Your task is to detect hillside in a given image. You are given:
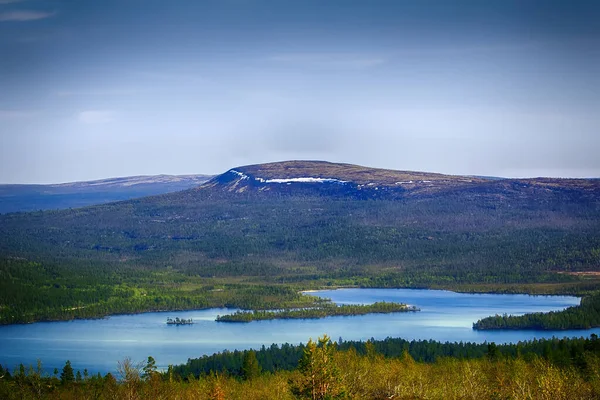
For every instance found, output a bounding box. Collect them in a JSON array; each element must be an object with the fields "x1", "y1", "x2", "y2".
[
  {"x1": 202, "y1": 160, "x2": 599, "y2": 204},
  {"x1": 1, "y1": 160, "x2": 599, "y2": 323},
  {"x1": 0, "y1": 174, "x2": 212, "y2": 214},
  {"x1": 203, "y1": 160, "x2": 488, "y2": 197},
  {"x1": 2, "y1": 160, "x2": 599, "y2": 276}
]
